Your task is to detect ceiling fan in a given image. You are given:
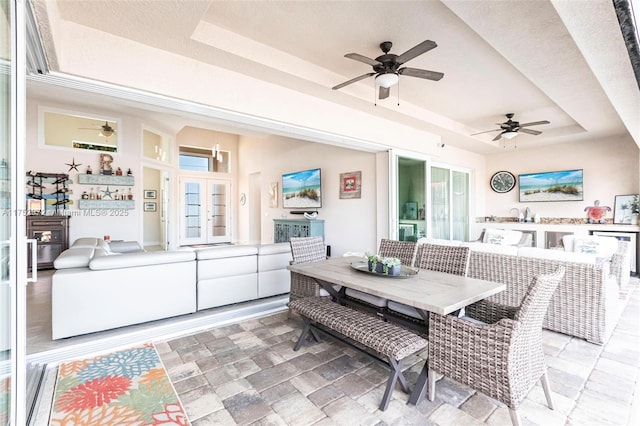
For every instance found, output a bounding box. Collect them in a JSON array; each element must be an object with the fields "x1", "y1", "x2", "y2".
[
  {"x1": 79, "y1": 121, "x2": 116, "y2": 138},
  {"x1": 471, "y1": 113, "x2": 550, "y2": 141},
  {"x1": 332, "y1": 40, "x2": 444, "y2": 100}
]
